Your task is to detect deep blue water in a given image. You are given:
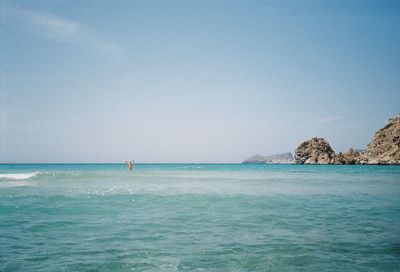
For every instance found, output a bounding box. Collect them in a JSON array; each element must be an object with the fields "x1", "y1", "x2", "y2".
[{"x1": 1, "y1": 164, "x2": 399, "y2": 271}]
